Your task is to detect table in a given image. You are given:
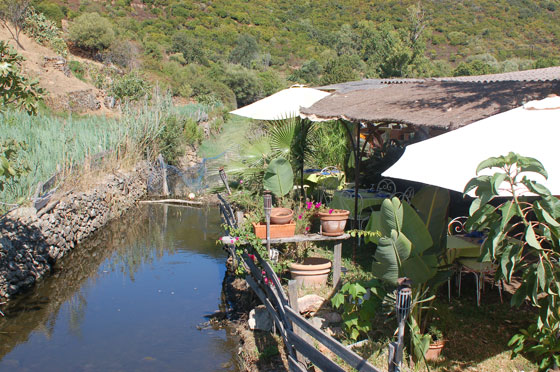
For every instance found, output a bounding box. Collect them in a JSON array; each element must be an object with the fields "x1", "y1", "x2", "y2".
[
  {"x1": 446, "y1": 235, "x2": 484, "y2": 263},
  {"x1": 329, "y1": 189, "x2": 390, "y2": 216},
  {"x1": 261, "y1": 233, "x2": 351, "y2": 288}
]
